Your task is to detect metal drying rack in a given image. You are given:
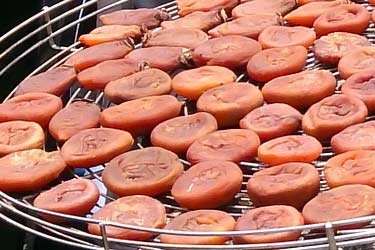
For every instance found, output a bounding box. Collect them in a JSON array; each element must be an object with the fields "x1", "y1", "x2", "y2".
[{"x1": 1, "y1": 0, "x2": 375, "y2": 249}]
